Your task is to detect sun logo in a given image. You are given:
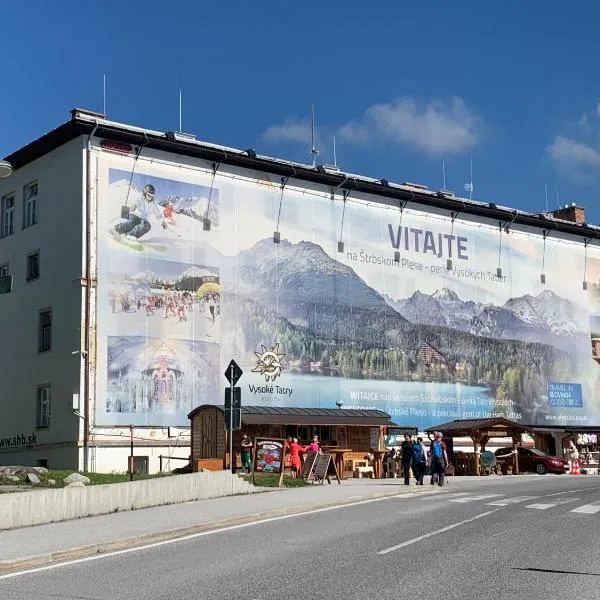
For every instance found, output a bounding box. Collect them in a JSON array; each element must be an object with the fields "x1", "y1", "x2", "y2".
[{"x1": 252, "y1": 344, "x2": 285, "y2": 382}]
